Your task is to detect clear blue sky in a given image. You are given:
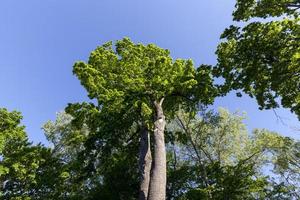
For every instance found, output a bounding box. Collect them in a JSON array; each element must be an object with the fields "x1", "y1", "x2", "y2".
[{"x1": 0, "y1": 0, "x2": 299, "y2": 144}]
